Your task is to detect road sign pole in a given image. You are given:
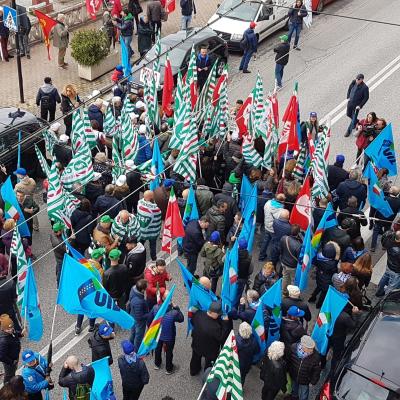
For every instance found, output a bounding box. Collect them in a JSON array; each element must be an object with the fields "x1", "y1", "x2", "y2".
[{"x1": 12, "y1": 0, "x2": 24, "y2": 103}]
